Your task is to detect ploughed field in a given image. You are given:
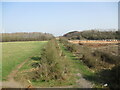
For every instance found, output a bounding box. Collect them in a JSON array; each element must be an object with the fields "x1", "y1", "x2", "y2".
[
  {"x1": 2, "y1": 41, "x2": 47, "y2": 80},
  {"x1": 69, "y1": 40, "x2": 120, "y2": 47}
]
